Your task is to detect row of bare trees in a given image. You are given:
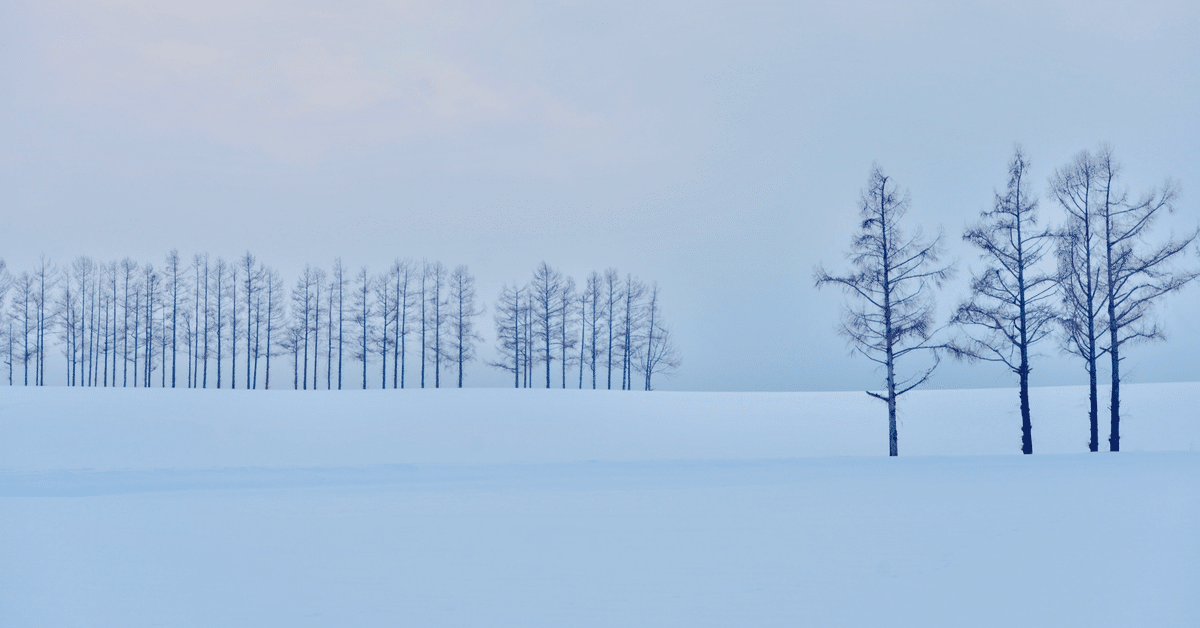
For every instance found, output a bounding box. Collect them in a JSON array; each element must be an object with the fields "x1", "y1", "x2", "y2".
[
  {"x1": 491, "y1": 263, "x2": 680, "y2": 391},
  {"x1": 817, "y1": 144, "x2": 1197, "y2": 456},
  {"x1": 0, "y1": 254, "x2": 486, "y2": 390}
]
